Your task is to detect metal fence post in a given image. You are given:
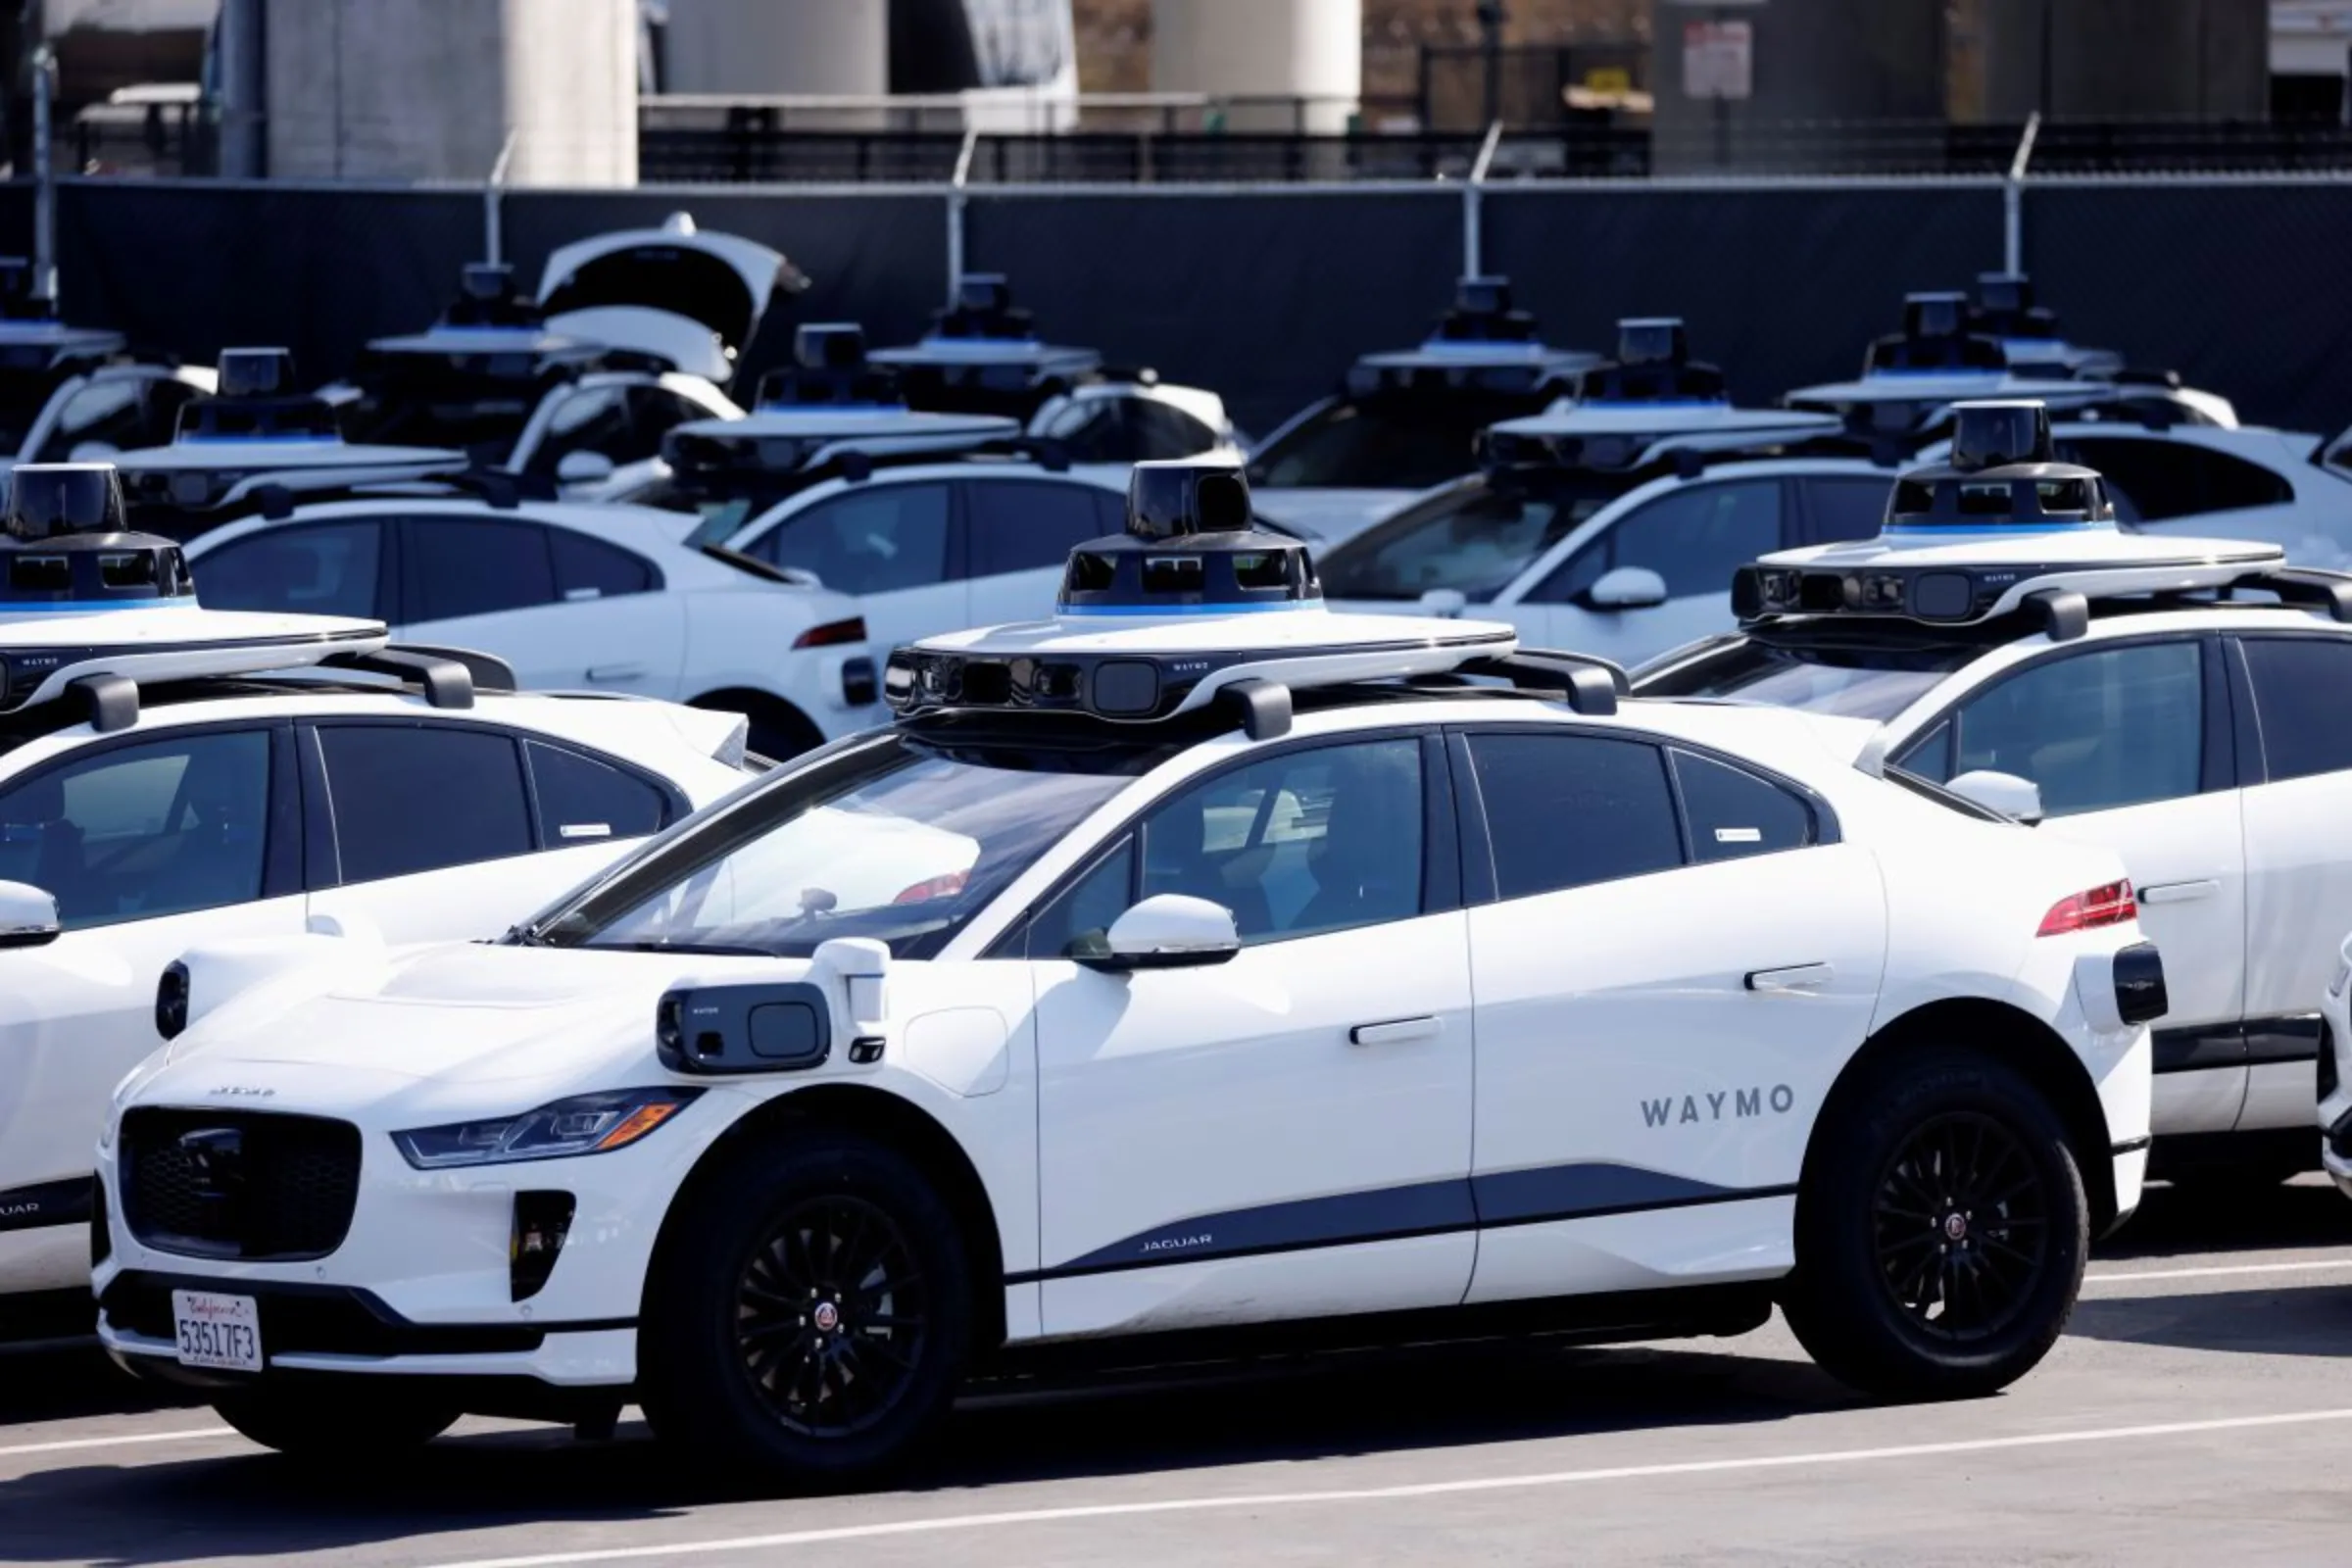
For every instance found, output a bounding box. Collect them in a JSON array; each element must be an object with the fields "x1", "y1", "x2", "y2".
[
  {"x1": 1463, "y1": 119, "x2": 1502, "y2": 276},
  {"x1": 31, "y1": 44, "x2": 56, "y2": 302},
  {"x1": 2004, "y1": 110, "x2": 2040, "y2": 274},
  {"x1": 947, "y1": 127, "x2": 977, "y2": 300},
  {"x1": 484, "y1": 126, "x2": 519, "y2": 267}
]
